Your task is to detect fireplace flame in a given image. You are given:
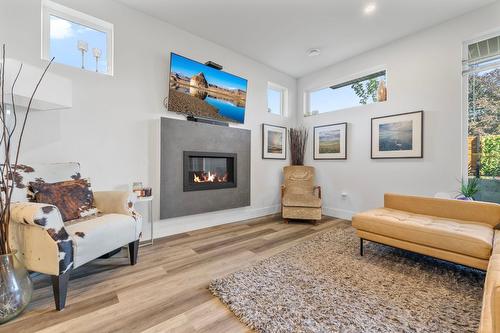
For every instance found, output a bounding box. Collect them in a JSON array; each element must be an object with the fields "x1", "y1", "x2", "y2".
[{"x1": 193, "y1": 171, "x2": 229, "y2": 183}]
